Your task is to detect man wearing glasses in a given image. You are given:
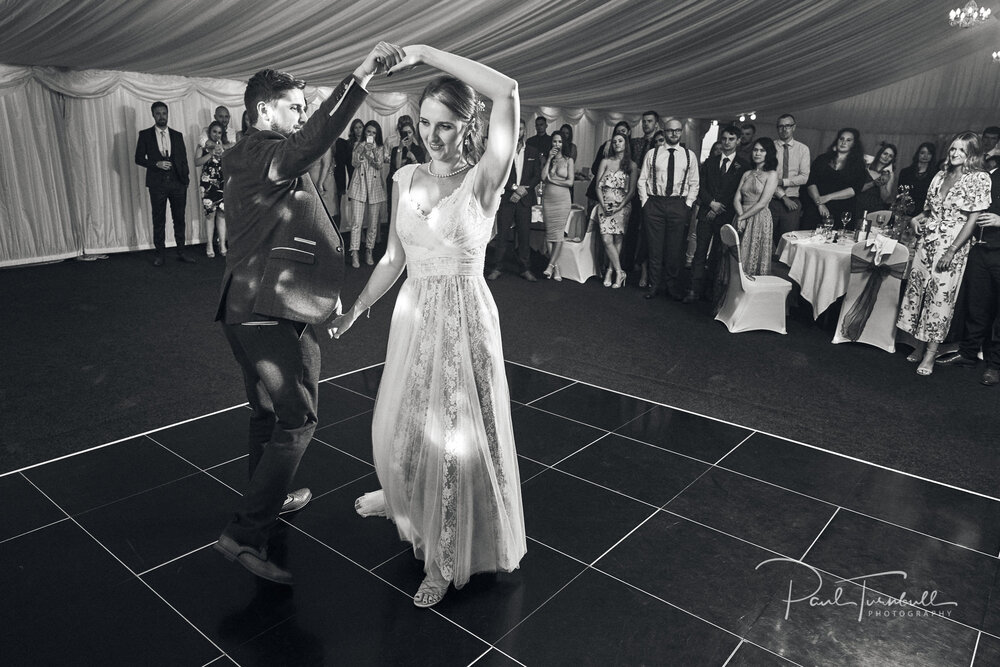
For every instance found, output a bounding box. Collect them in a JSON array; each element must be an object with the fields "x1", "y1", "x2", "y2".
[
  {"x1": 769, "y1": 114, "x2": 811, "y2": 247},
  {"x1": 637, "y1": 119, "x2": 700, "y2": 301}
]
